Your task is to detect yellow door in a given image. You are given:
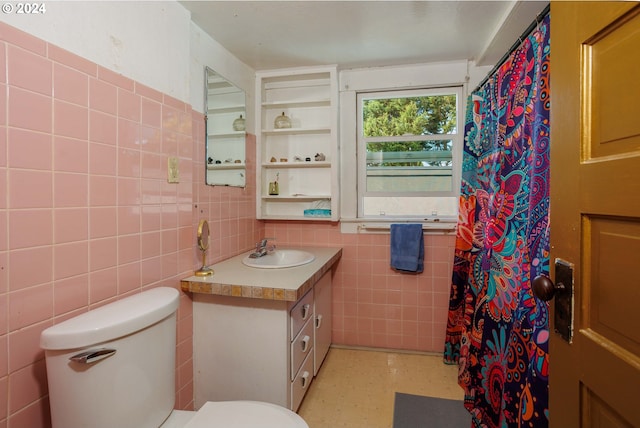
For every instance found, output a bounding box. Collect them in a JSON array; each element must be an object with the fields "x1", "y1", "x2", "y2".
[{"x1": 550, "y1": 2, "x2": 640, "y2": 427}]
